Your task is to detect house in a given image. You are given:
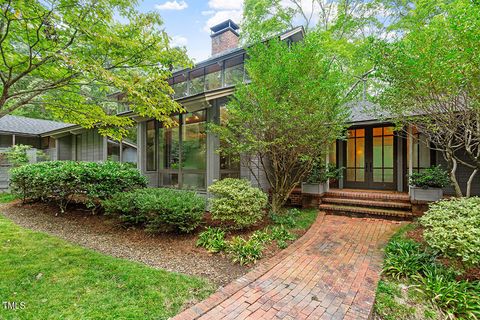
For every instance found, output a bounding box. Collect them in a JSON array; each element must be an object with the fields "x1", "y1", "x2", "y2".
[
  {"x1": 131, "y1": 19, "x2": 479, "y2": 217},
  {"x1": 0, "y1": 115, "x2": 137, "y2": 189}
]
